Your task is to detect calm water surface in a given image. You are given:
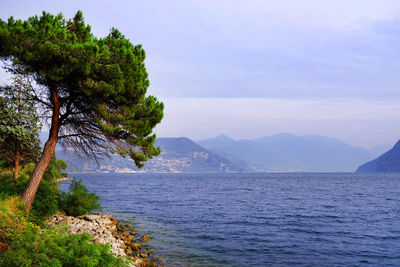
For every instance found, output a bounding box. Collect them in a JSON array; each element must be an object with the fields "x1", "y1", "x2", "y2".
[{"x1": 64, "y1": 173, "x2": 400, "y2": 266}]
